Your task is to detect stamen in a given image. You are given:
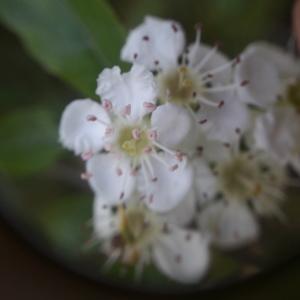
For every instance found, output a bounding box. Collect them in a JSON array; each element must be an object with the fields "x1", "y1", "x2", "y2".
[
  {"x1": 133, "y1": 53, "x2": 138, "y2": 60},
  {"x1": 172, "y1": 23, "x2": 178, "y2": 33},
  {"x1": 198, "y1": 119, "x2": 208, "y2": 125},
  {"x1": 194, "y1": 23, "x2": 202, "y2": 44},
  {"x1": 240, "y1": 80, "x2": 250, "y2": 87},
  {"x1": 116, "y1": 167, "x2": 123, "y2": 176},
  {"x1": 142, "y1": 35, "x2": 150, "y2": 41},
  {"x1": 152, "y1": 141, "x2": 176, "y2": 156},
  {"x1": 143, "y1": 102, "x2": 157, "y2": 112},
  {"x1": 132, "y1": 128, "x2": 141, "y2": 140},
  {"x1": 81, "y1": 151, "x2": 93, "y2": 161},
  {"x1": 200, "y1": 58, "x2": 237, "y2": 80},
  {"x1": 218, "y1": 100, "x2": 225, "y2": 108},
  {"x1": 121, "y1": 104, "x2": 131, "y2": 117},
  {"x1": 170, "y1": 164, "x2": 179, "y2": 172},
  {"x1": 197, "y1": 95, "x2": 219, "y2": 107},
  {"x1": 195, "y1": 44, "x2": 219, "y2": 71},
  {"x1": 105, "y1": 126, "x2": 114, "y2": 137},
  {"x1": 102, "y1": 99, "x2": 112, "y2": 112},
  {"x1": 86, "y1": 114, "x2": 97, "y2": 122},
  {"x1": 80, "y1": 172, "x2": 93, "y2": 180},
  {"x1": 175, "y1": 151, "x2": 185, "y2": 162},
  {"x1": 148, "y1": 129, "x2": 158, "y2": 141},
  {"x1": 204, "y1": 83, "x2": 238, "y2": 94}
]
